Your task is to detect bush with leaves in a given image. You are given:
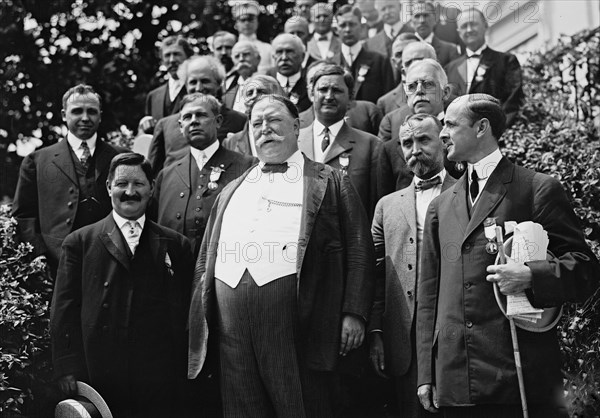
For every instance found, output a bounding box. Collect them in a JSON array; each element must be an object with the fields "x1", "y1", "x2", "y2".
[
  {"x1": 0, "y1": 205, "x2": 56, "y2": 417},
  {"x1": 502, "y1": 27, "x2": 600, "y2": 417}
]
